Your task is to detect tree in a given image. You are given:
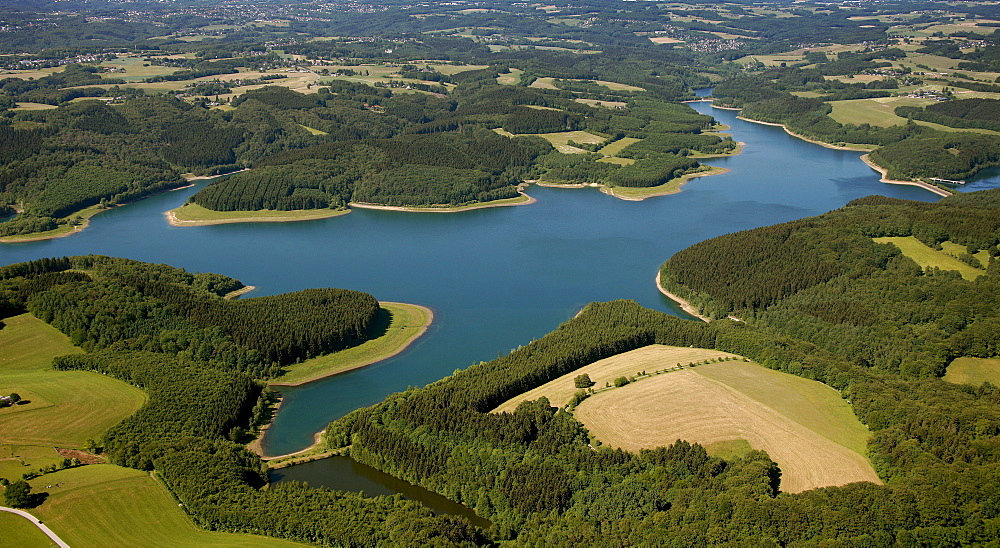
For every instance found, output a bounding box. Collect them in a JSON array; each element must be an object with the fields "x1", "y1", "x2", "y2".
[
  {"x1": 614, "y1": 376, "x2": 630, "y2": 388},
  {"x1": 8, "y1": 393, "x2": 20, "y2": 404},
  {"x1": 4, "y1": 480, "x2": 31, "y2": 508},
  {"x1": 574, "y1": 374, "x2": 593, "y2": 389}
]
